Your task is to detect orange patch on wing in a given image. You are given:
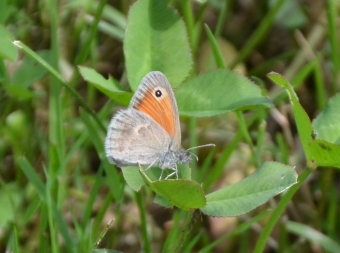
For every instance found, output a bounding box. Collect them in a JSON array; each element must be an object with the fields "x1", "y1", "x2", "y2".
[{"x1": 136, "y1": 90, "x2": 175, "y2": 137}]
